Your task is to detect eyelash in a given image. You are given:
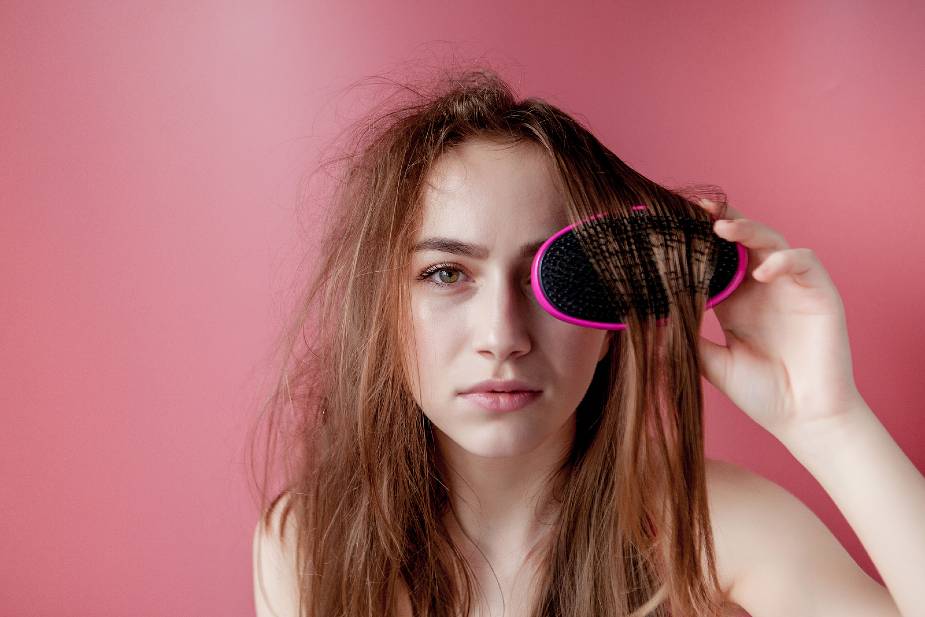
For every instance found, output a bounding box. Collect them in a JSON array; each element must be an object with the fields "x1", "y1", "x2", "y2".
[
  {"x1": 417, "y1": 262, "x2": 467, "y2": 288},
  {"x1": 416, "y1": 262, "x2": 532, "y2": 289}
]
